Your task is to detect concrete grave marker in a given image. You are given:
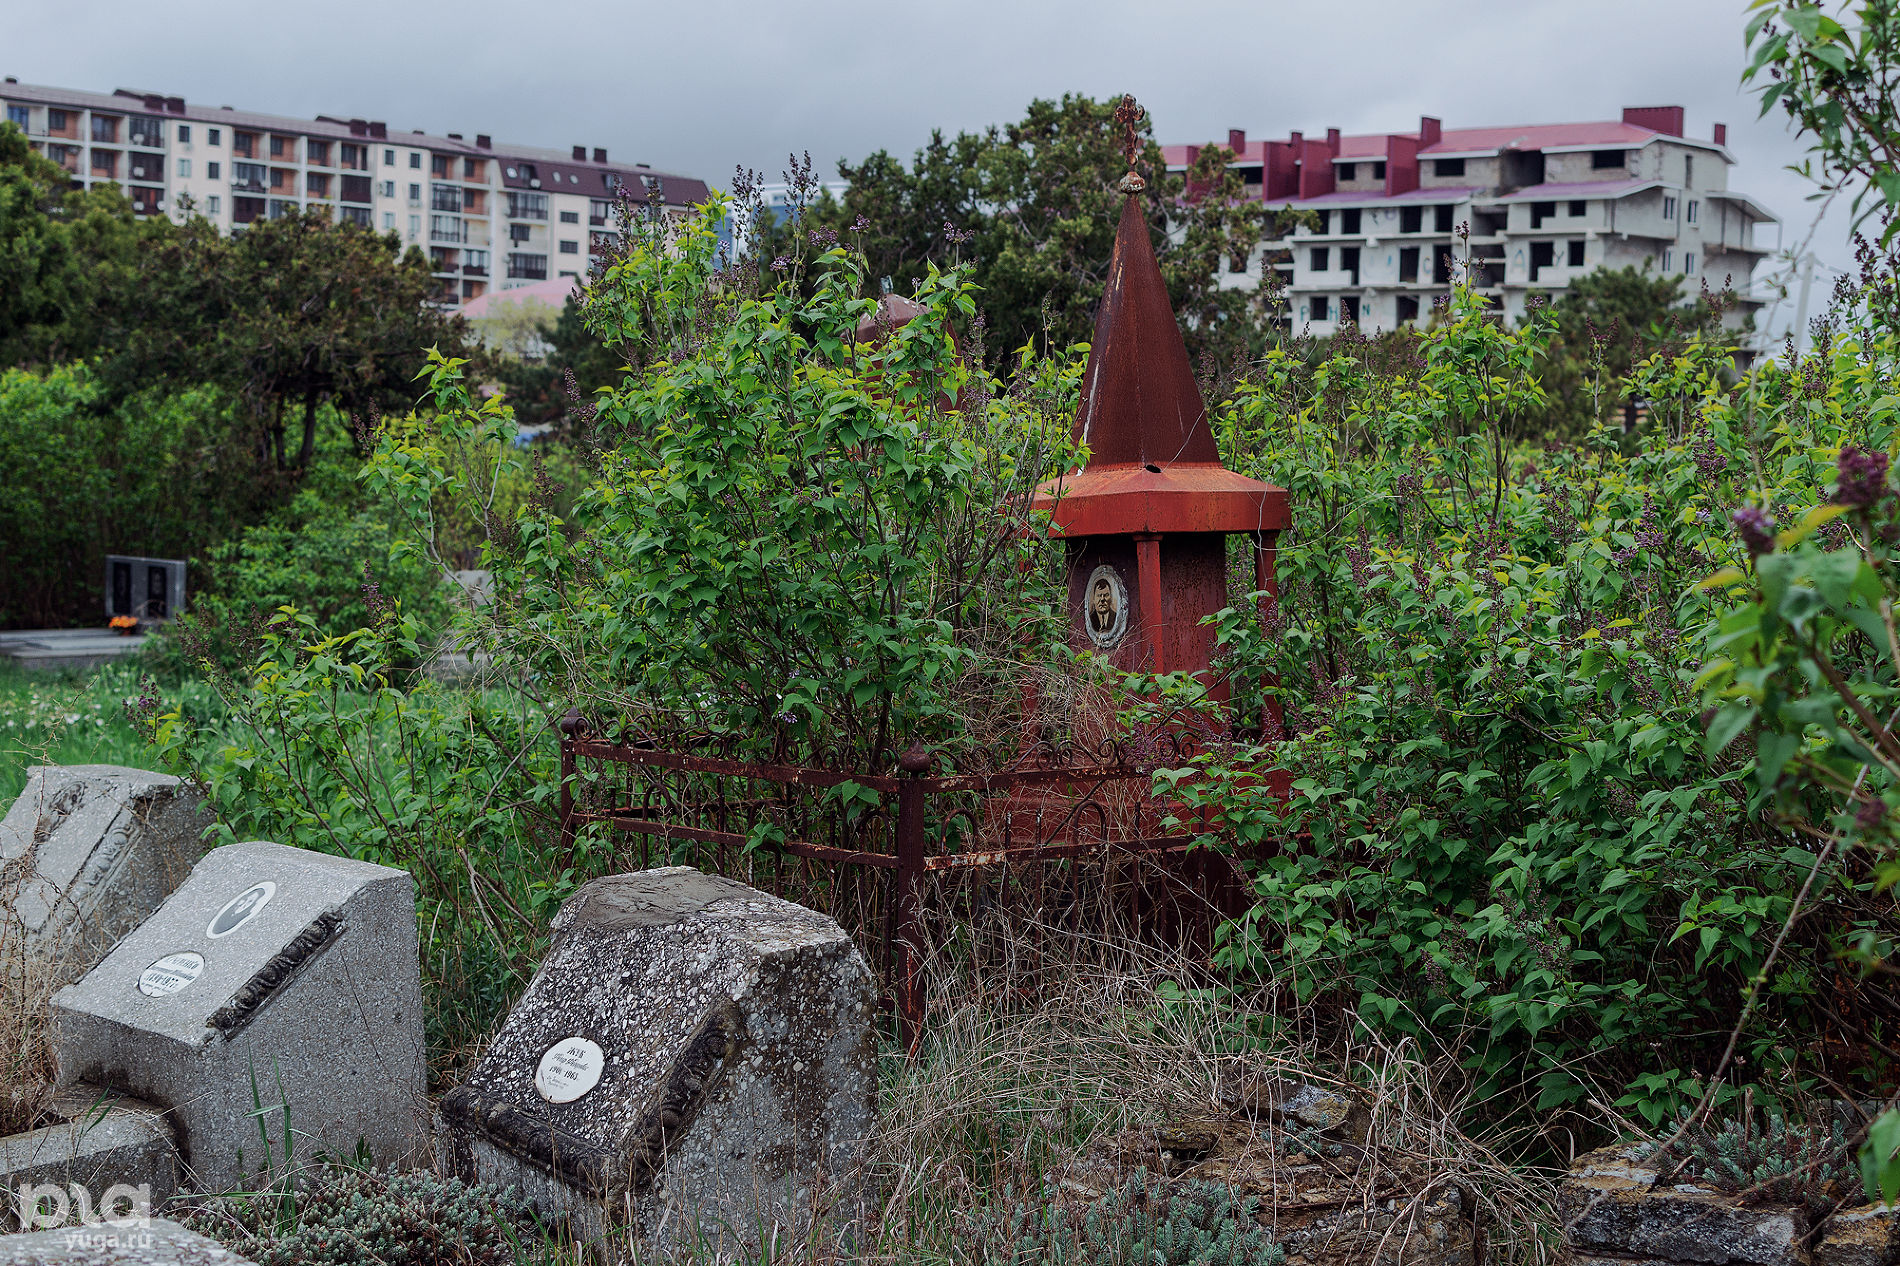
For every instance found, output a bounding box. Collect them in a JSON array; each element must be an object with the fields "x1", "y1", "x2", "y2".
[
  {"x1": 0, "y1": 1217, "x2": 255, "y2": 1264},
  {"x1": 439, "y1": 866, "x2": 877, "y2": 1253},
  {"x1": 2, "y1": 766, "x2": 213, "y2": 986},
  {"x1": 50, "y1": 841, "x2": 426, "y2": 1193}
]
